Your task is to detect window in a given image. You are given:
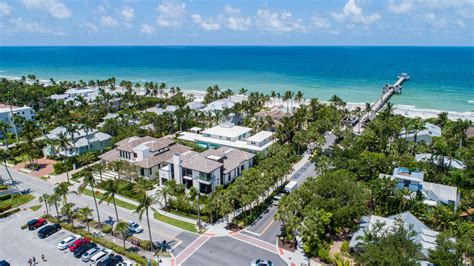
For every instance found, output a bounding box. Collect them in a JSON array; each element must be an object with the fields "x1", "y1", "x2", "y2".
[{"x1": 133, "y1": 152, "x2": 137, "y2": 158}]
